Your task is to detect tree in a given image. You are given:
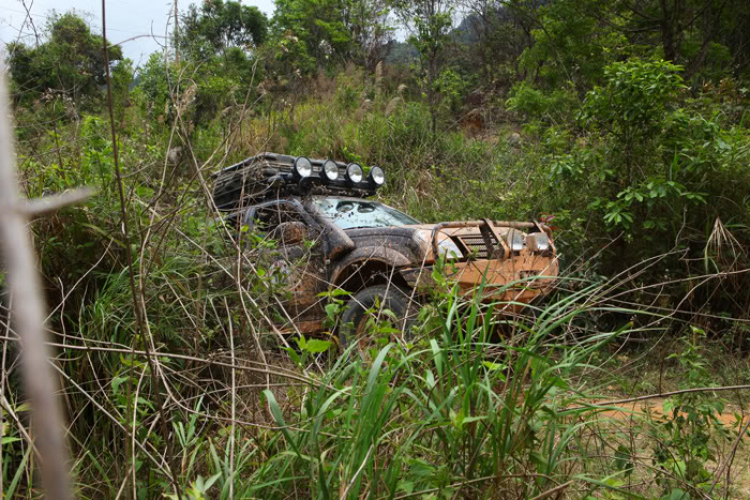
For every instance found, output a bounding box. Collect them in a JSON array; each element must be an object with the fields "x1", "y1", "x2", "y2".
[
  {"x1": 180, "y1": 0, "x2": 268, "y2": 59},
  {"x1": 392, "y1": 0, "x2": 455, "y2": 134},
  {"x1": 549, "y1": 58, "x2": 735, "y2": 265},
  {"x1": 346, "y1": 0, "x2": 394, "y2": 70},
  {"x1": 516, "y1": 0, "x2": 625, "y2": 89},
  {"x1": 520, "y1": 0, "x2": 750, "y2": 86},
  {"x1": 505, "y1": 0, "x2": 750, "y2": 92},
  {"x1": 619, "y1": 0, "x2": 731, "y2": 74},
  {"x1": 7, "y1": 12, "x2": 125, "y2": 106},
  {"x1": 271, "y1": 0, "x2": 392, "y2": 72},
  {"x1": 146, "y1": 1, "x2": 269, "y2": 127},
  {"x1": 455, "y1": 0, "x2": 539, "y2": 84}
]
